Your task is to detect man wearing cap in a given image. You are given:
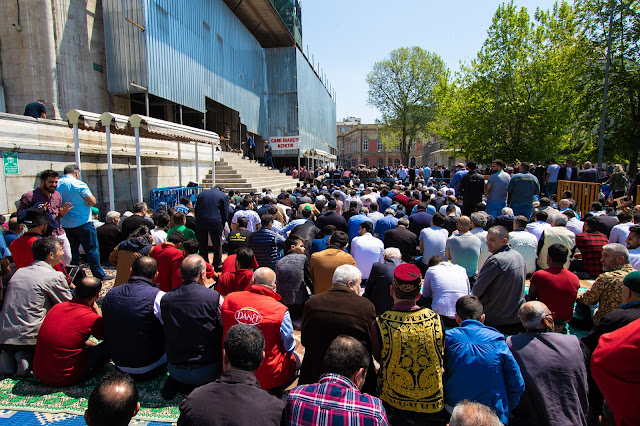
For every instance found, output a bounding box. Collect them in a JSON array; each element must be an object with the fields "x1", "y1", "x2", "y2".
[
  {"x1": 371, "y1": 263, "x2": 448, "y2": 425},
  {"x1": 9, "y1": 208, "x2": 58, "y2": 270}
]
